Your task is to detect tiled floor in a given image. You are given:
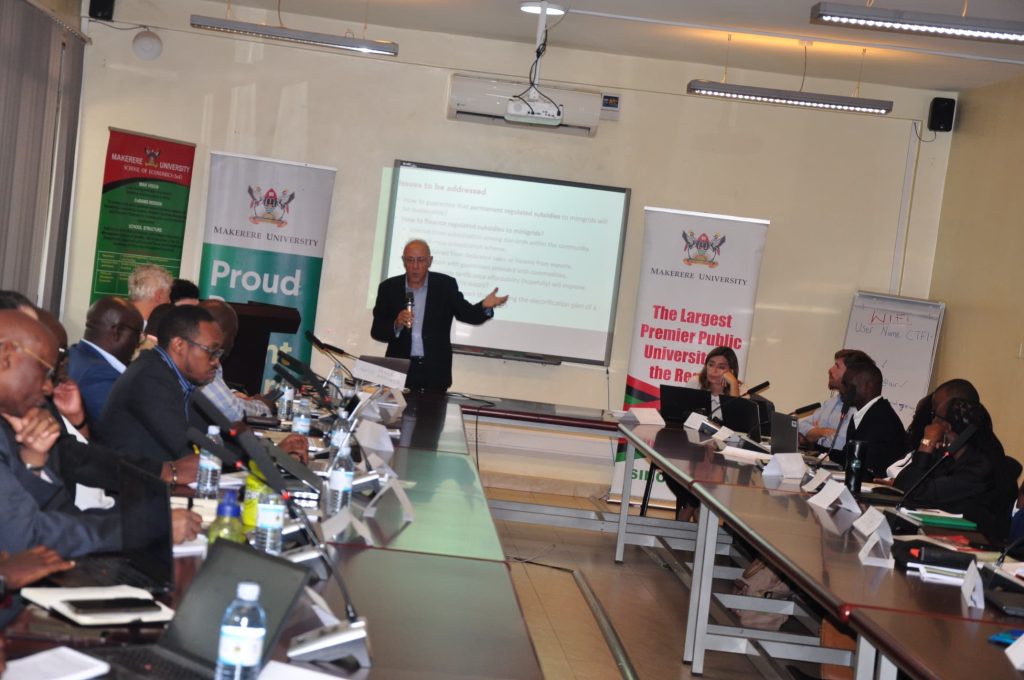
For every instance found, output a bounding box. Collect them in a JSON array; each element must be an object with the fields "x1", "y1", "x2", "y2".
[{"x1": 488, "y1": 488, "x2": 761, "y2": 680}]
